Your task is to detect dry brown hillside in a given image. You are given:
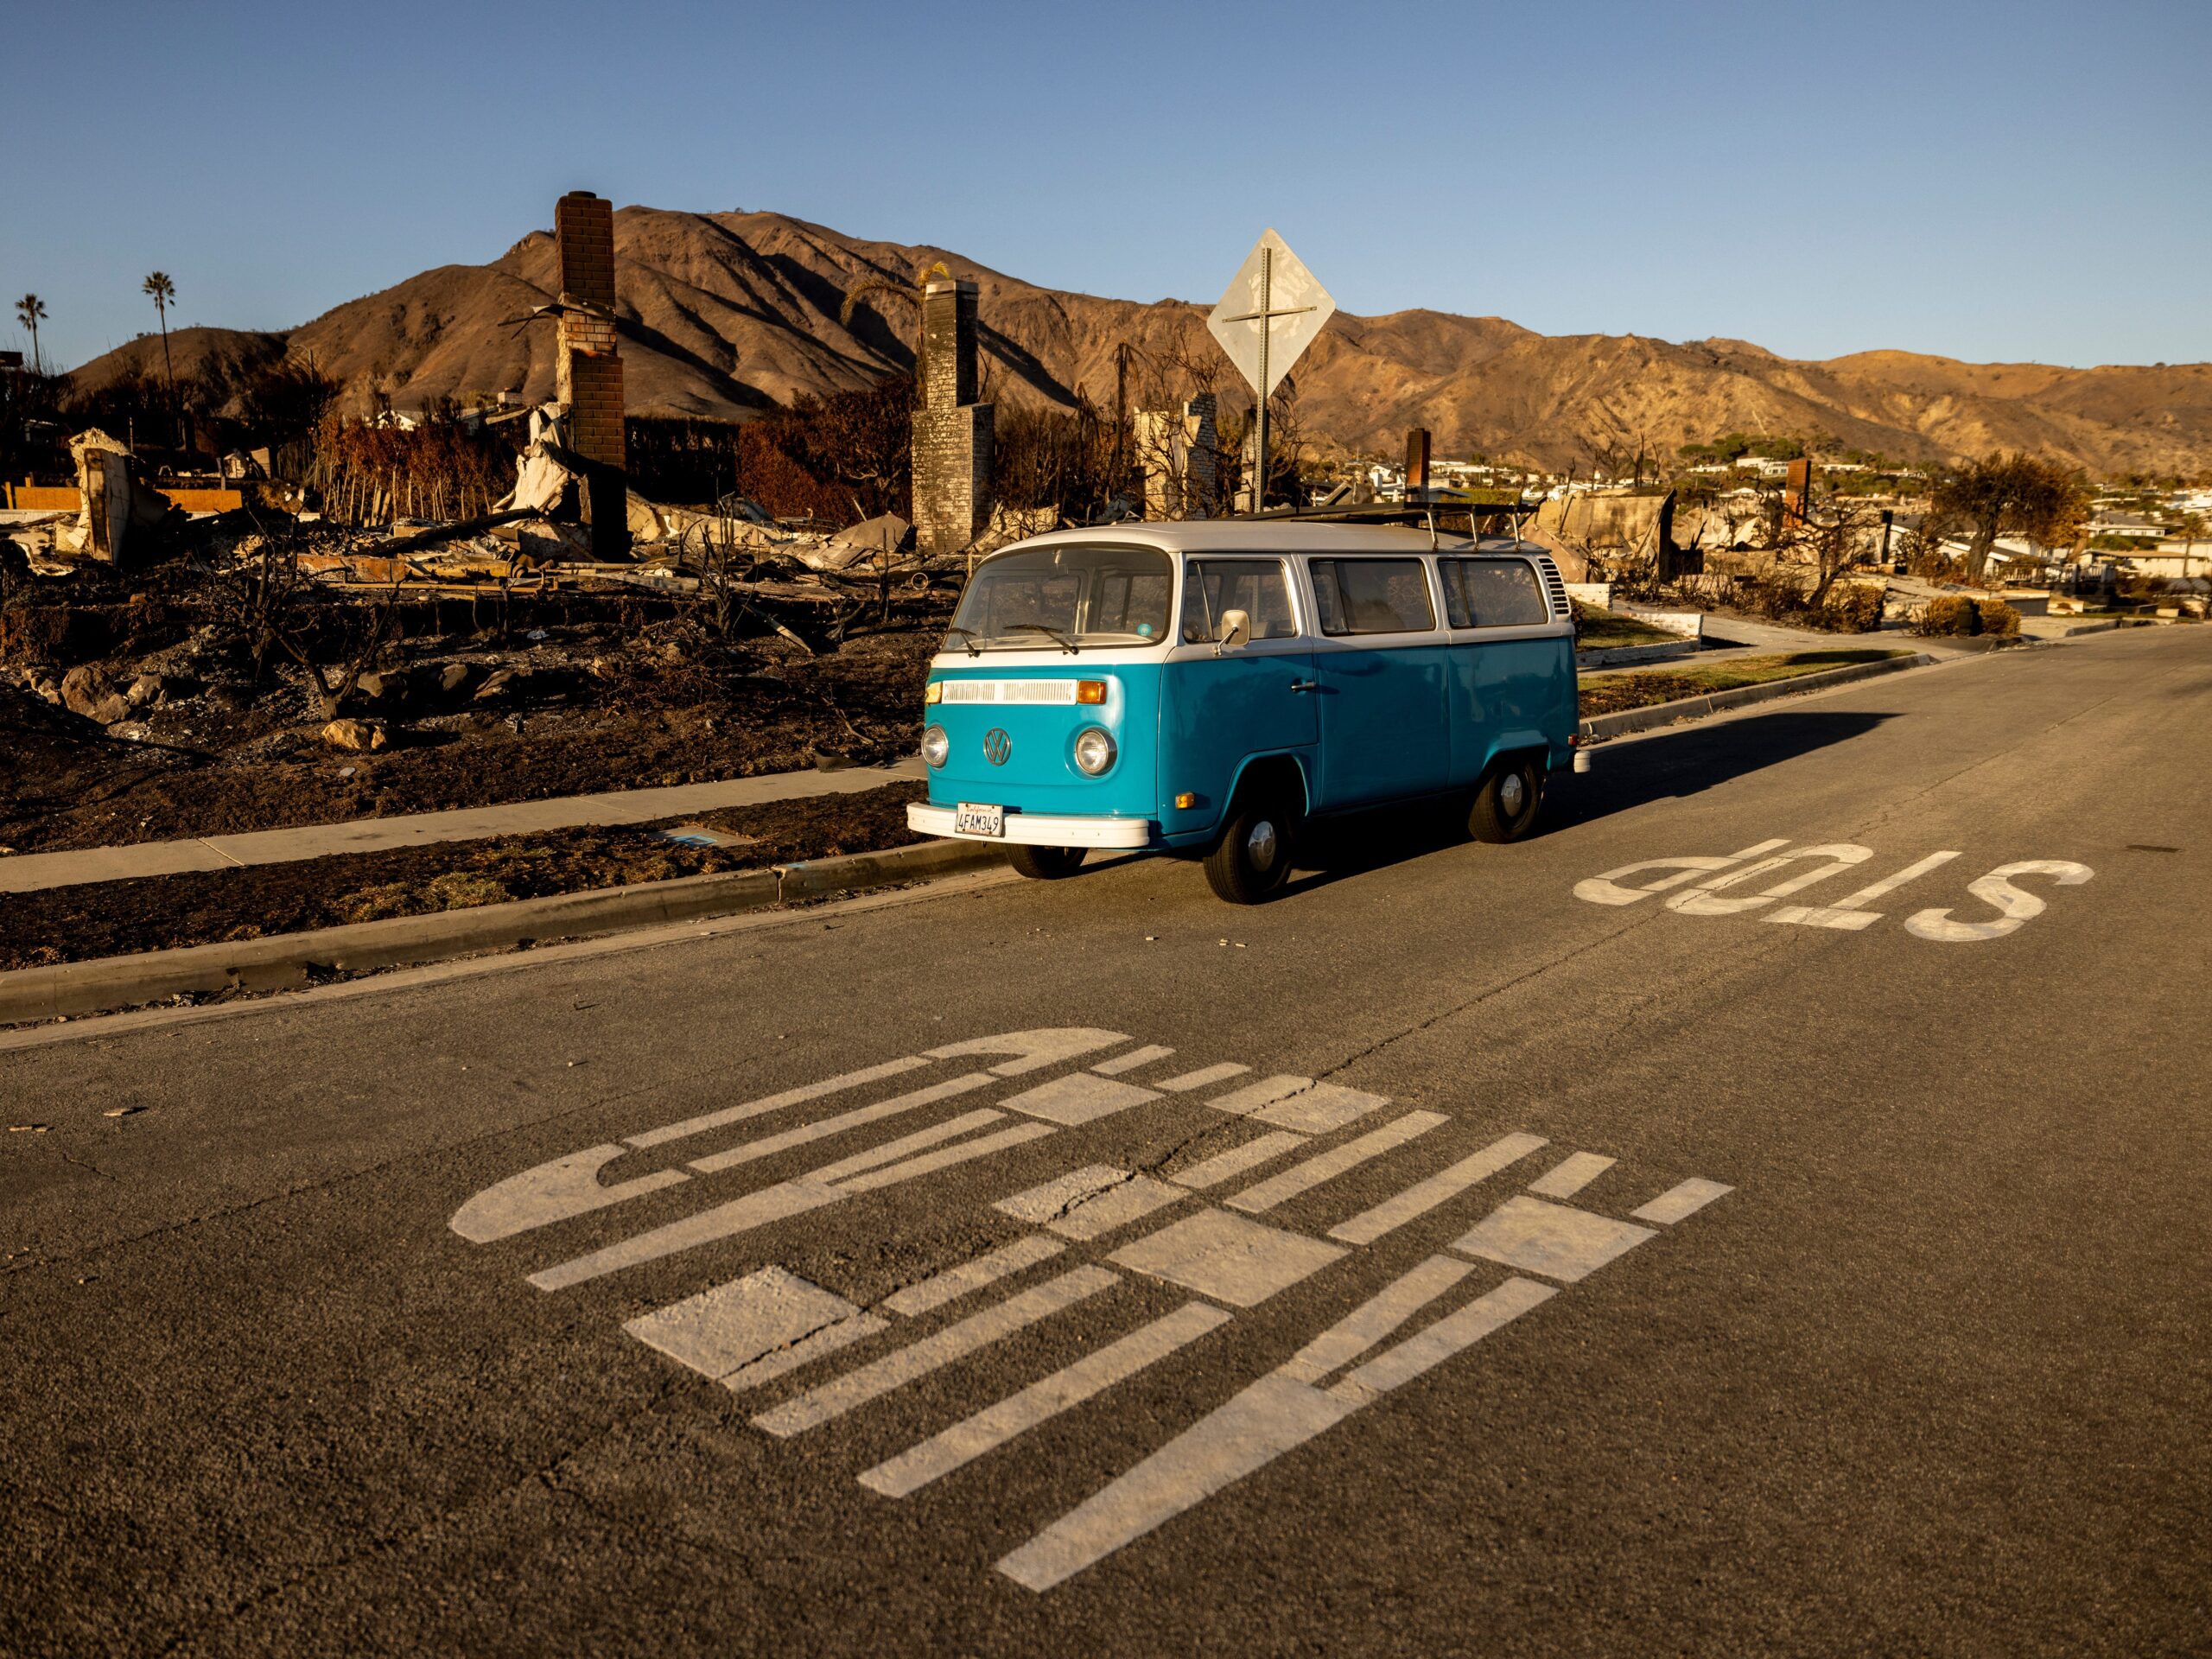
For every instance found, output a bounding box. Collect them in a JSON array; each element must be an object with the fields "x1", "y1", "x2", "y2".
[{"x1": 68, "y1": 207, "x2": 2212, "y2": 475}]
